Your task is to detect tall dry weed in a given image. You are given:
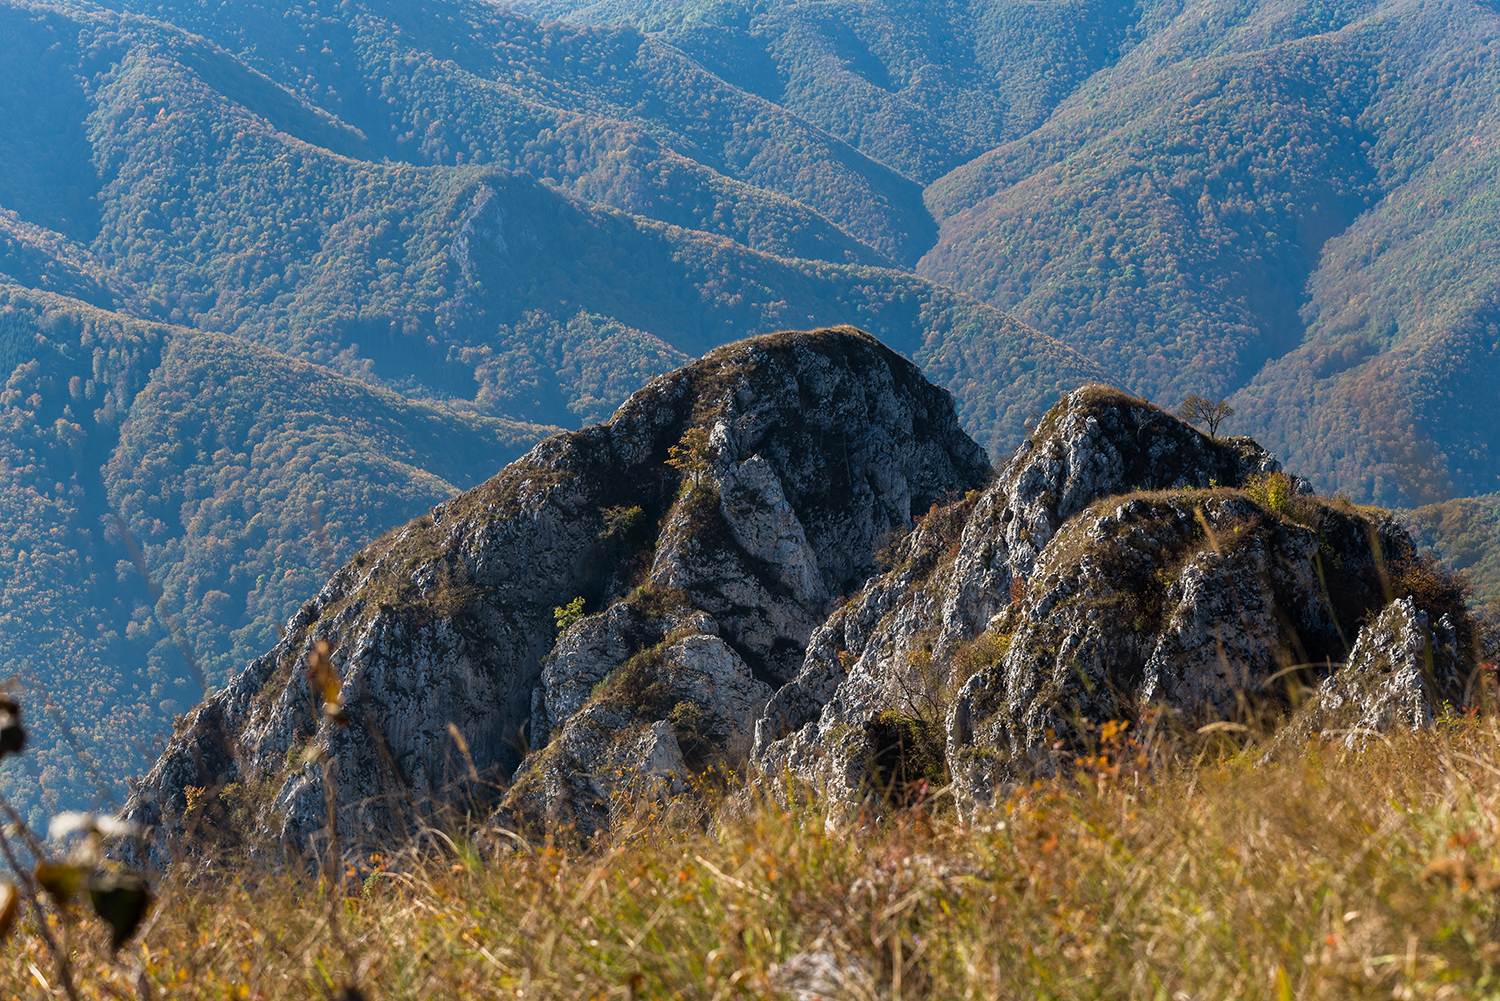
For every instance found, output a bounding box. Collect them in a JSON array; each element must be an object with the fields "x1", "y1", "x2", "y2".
[{"x1": 14, "y1": 712, "x2": 1500, "y2": 997}]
